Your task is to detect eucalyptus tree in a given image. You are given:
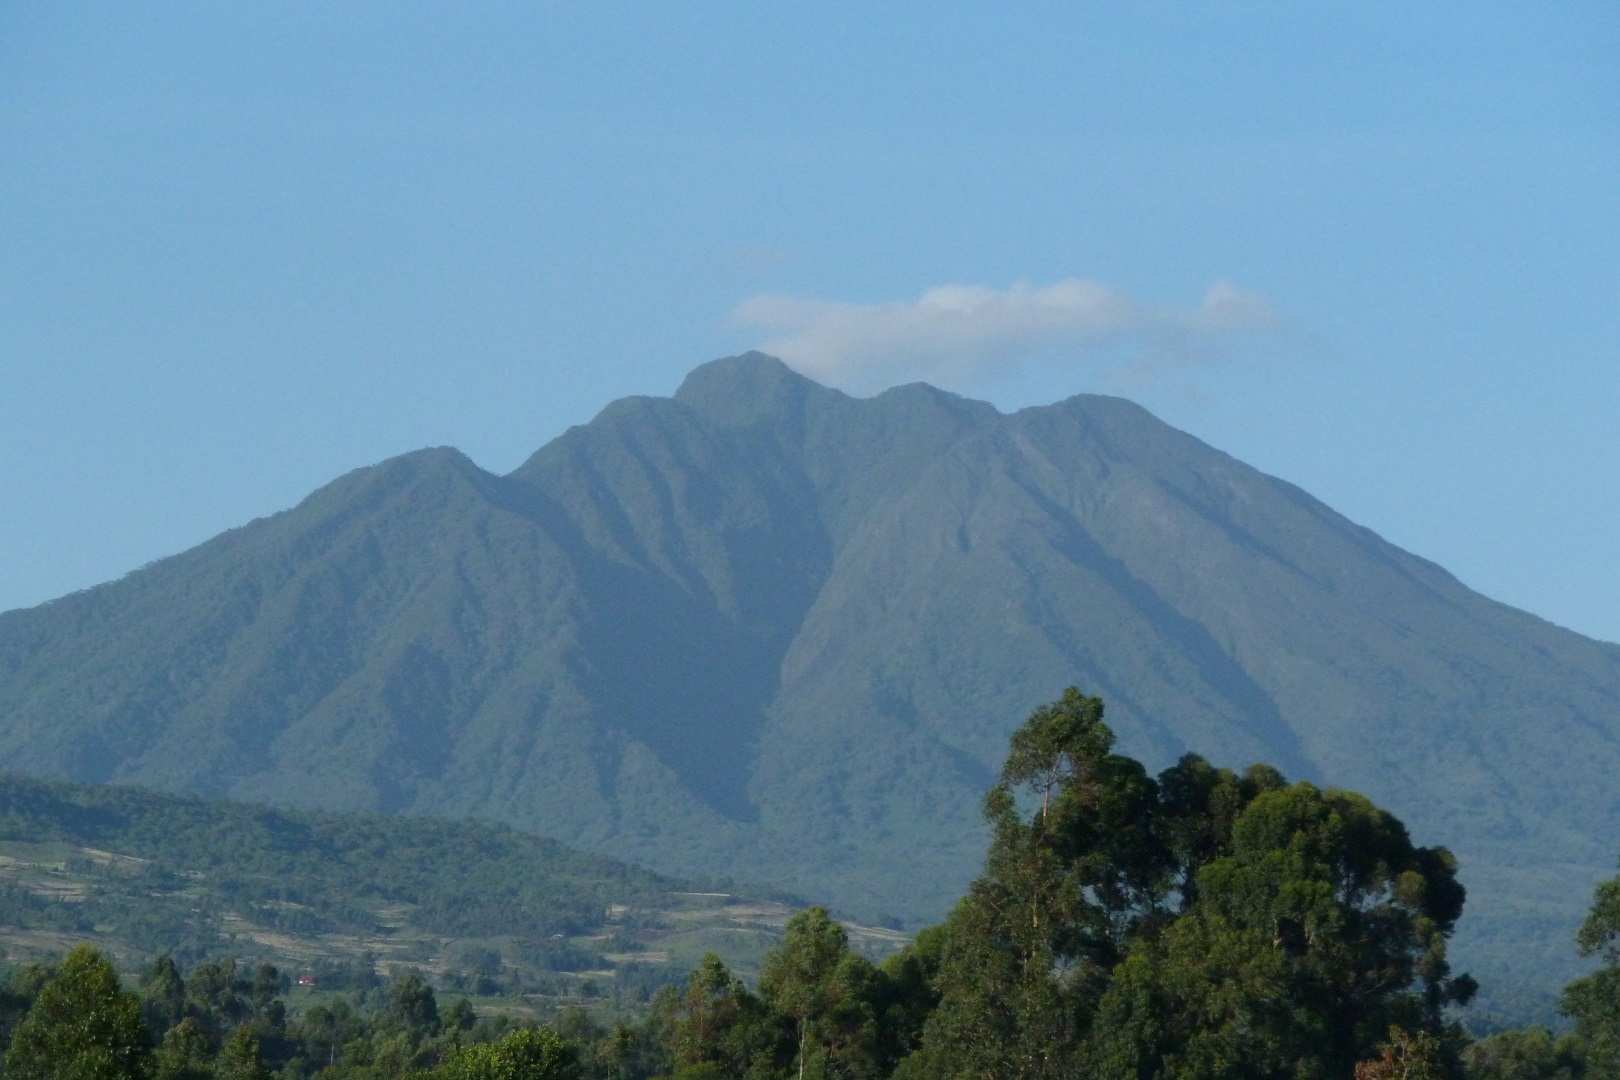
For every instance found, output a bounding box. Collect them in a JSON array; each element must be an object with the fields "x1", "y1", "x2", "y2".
[
  {"x1": 1562, "y1": 863, "x2": 1620, "y2": 1078},
  {"x1": 907, "y1": 688, "x2": 1475, "y2": 1080}
]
